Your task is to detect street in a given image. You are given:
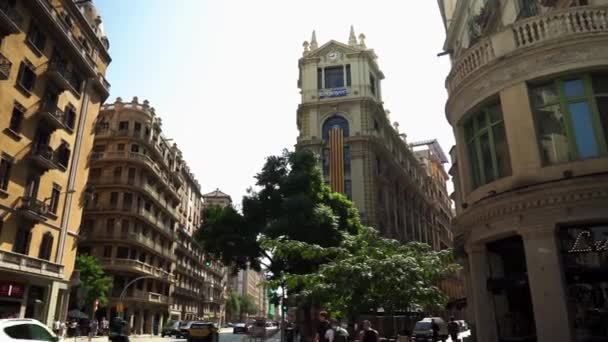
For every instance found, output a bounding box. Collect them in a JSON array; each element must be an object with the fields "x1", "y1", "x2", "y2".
[{"x1": 64, "y1": 329, "x2": 277, "y2": 342}]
